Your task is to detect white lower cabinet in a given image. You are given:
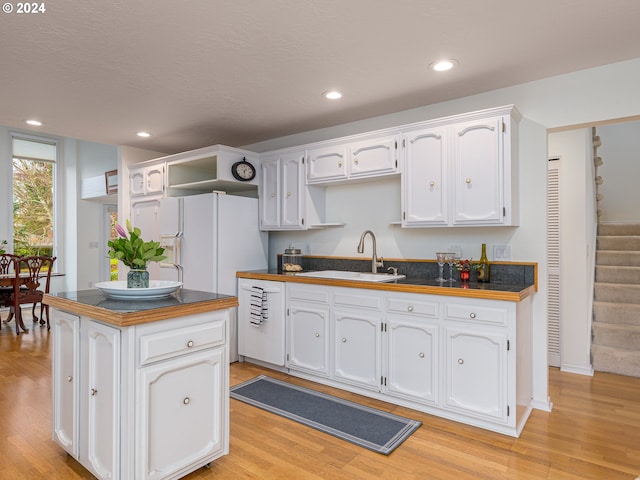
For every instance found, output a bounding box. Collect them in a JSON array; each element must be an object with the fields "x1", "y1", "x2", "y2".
[
  {"x1": 385, "y1": 316, "x2": 439, "y2": 405},
  {"x1": 51, "y1": 308, "x2": 230, "y2": 480},
  {"x1": 286, "y1": 284, "x2": 331, "y2": 377},
  {"x1": 281, "y1": 283, "x2": 533, "y2": 437},
  {"x1": 333, "y1": 308, "x2": 381, "y2": 390},
  {"x1": 444, "y1": 327, "x2": 507, "y2": 422}
]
